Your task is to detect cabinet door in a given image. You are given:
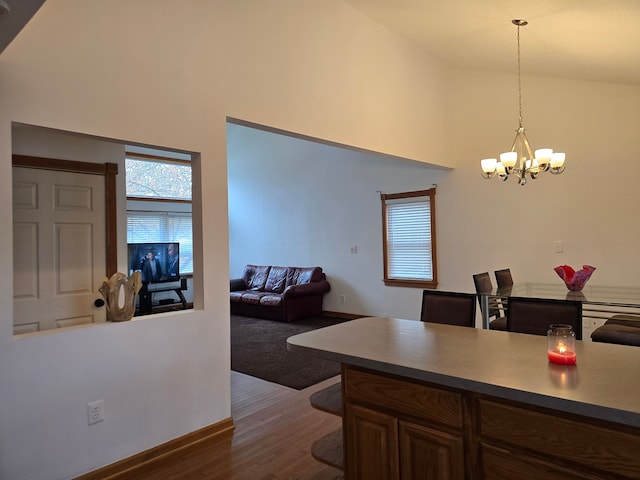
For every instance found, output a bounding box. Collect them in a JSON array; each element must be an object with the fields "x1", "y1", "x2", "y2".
[
  {"x1": 345, "y1": 403, "x2": 399, "y2": 480},
  {"x1": 399, "y1": 421, "x2": 464, "y2": 480}
]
